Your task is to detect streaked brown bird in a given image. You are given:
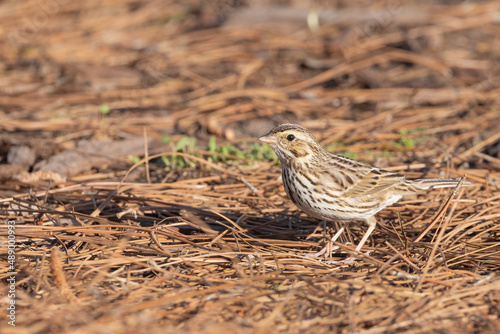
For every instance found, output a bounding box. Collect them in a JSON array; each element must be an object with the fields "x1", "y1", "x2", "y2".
[{"x1": 259, "y1": 123, "x2": 470, "y2": 263}]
